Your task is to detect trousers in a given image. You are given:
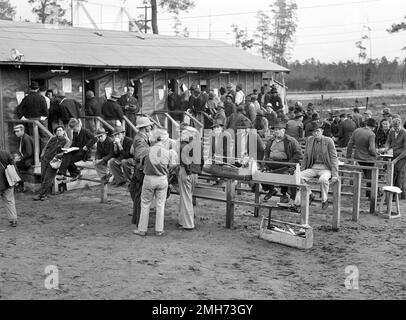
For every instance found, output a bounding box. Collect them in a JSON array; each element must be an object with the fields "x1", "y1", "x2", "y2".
[
  {"x1": 178, "y1": 167, "x2": 197, "y2": 229},
  {"x1": 295, "y1": 165, "x2": 332, "y2": 205},
  {"x1": 130, "y1": 168, "x2": 144, "y2": 225},
  {"x1": 137, "y1": 175, "x2": 168, "y2": 233},
  {"x1": 1, "y1": 187, "x2": 17, "y2": 222},
  {"x1": 108, "y1": 158, "x2": 134, "y2": 184},
  {"x1": 58, "y1": 150, "x2": 87, "y2": 177},
  {"x1": 40, "y1": 161, "x2": 57, "y2": 196}
]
